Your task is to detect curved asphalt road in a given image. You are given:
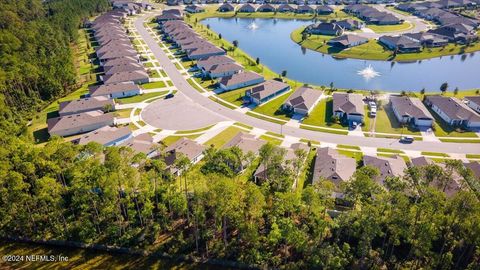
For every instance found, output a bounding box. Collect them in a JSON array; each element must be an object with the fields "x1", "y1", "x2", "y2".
[{"x1": 134, "y1": 13, "x2": 480, "y2": 155}]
